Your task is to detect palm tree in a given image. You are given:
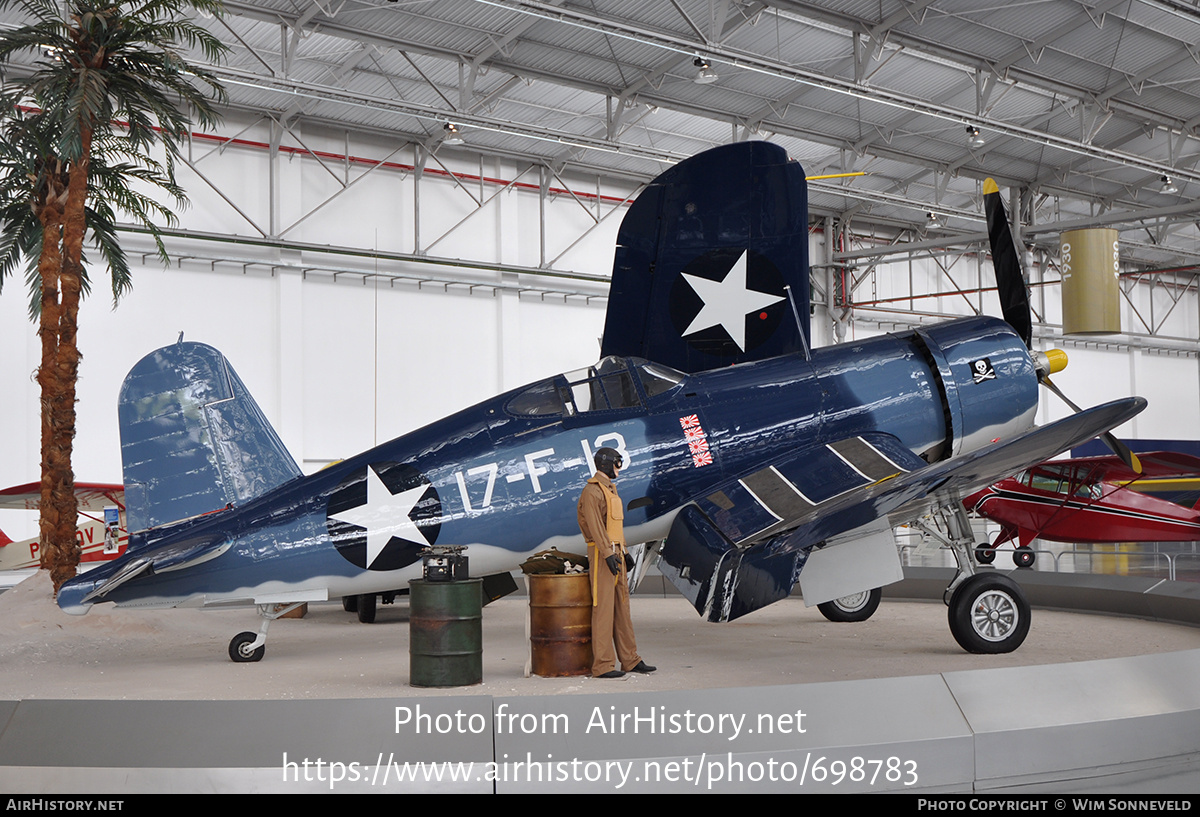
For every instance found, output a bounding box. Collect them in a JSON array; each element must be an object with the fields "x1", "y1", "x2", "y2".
[
  {"x1": 0, "y1": 0, "x2": 227, "y2": 592},
  {"x1": 0, "y1": 110, "x2": 188, "y2": 588}
]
